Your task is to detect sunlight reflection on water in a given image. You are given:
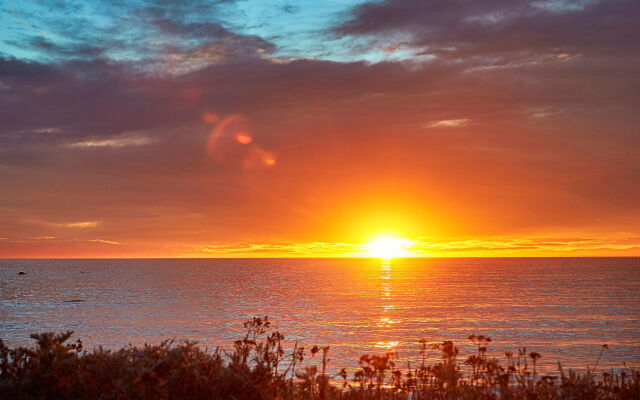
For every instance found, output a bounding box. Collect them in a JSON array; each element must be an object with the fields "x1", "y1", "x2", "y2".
[{"x1": 1, "y1": 257, "x2": 639, "y2": 374}]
